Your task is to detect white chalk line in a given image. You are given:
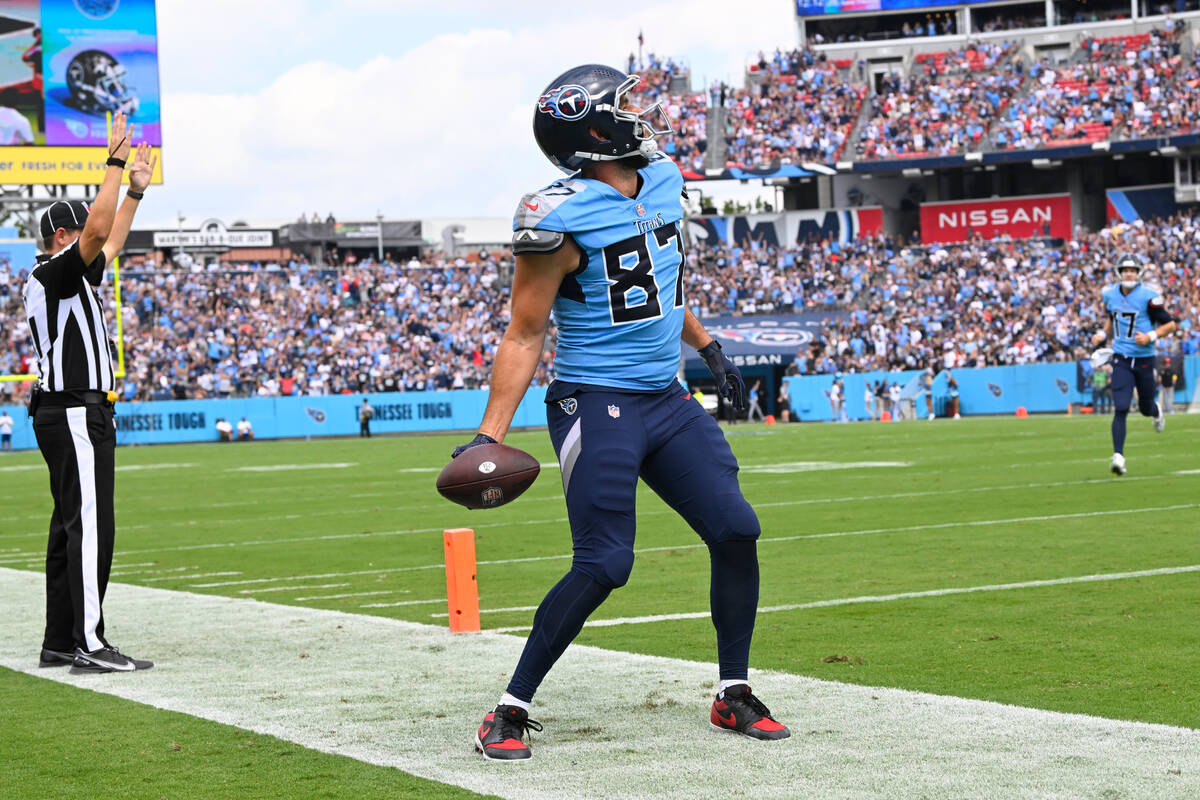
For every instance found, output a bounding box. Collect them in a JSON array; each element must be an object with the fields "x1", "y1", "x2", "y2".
[
  {"x1": 143, "y1": 501, "x2": 1197, "y2": 595},
  {"x1": 226, "y1": 462, "x2": 358, "y2": 472},
  {"x1": 142, "y1": 571, "x2": 241, "y2": 583},
  {"x1": 6, "y1": 445, "x2": 1192, "y2": 533},
  {"x1": 359, "y1": 598, "x2": 450, "y2": 609},
  {"x1": 490, "y1": 563, "x2": 1200, "y2": 632},
  {"x1": 431, "y1": 605, "x2": 539, "y2": 618},
  {"x1": 238, "y1": 583, "x2": 350, "y2": 595},
  {"x1": 5, "y1": 467, "x2": 1194, "y2": 564},
  {"x1": 1, "y1": 569, "x2": 1197, "y2": 800},
  {"x1": 293, "y1": 589, "x2": 410, "y2": 602}
]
